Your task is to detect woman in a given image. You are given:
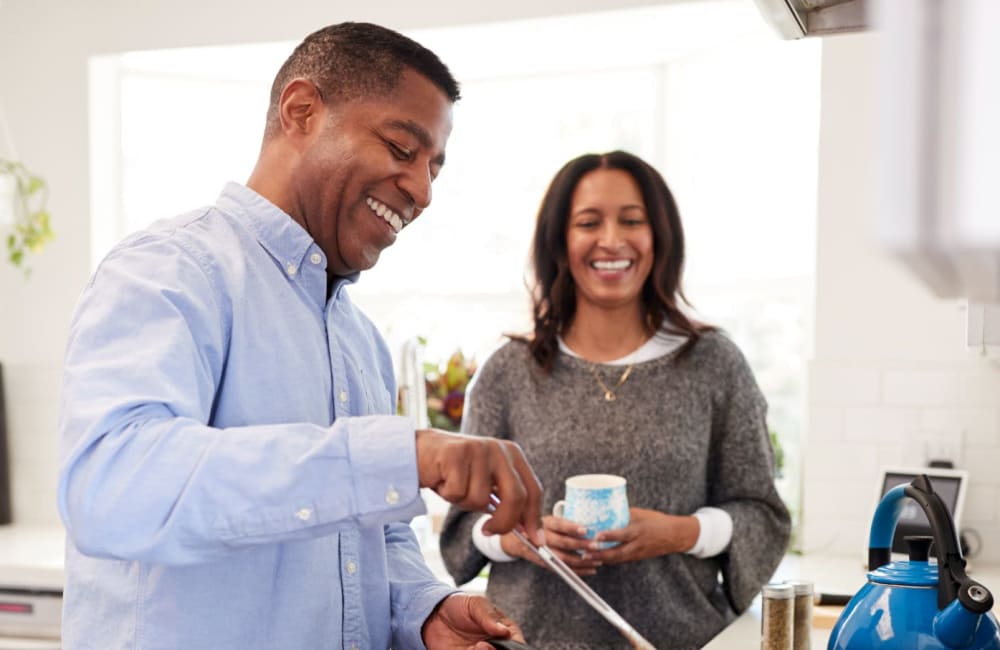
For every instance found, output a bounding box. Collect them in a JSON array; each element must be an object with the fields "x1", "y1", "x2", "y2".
[{"x1": 439, "y1": 151, "x2": 791, "y2": 649}]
